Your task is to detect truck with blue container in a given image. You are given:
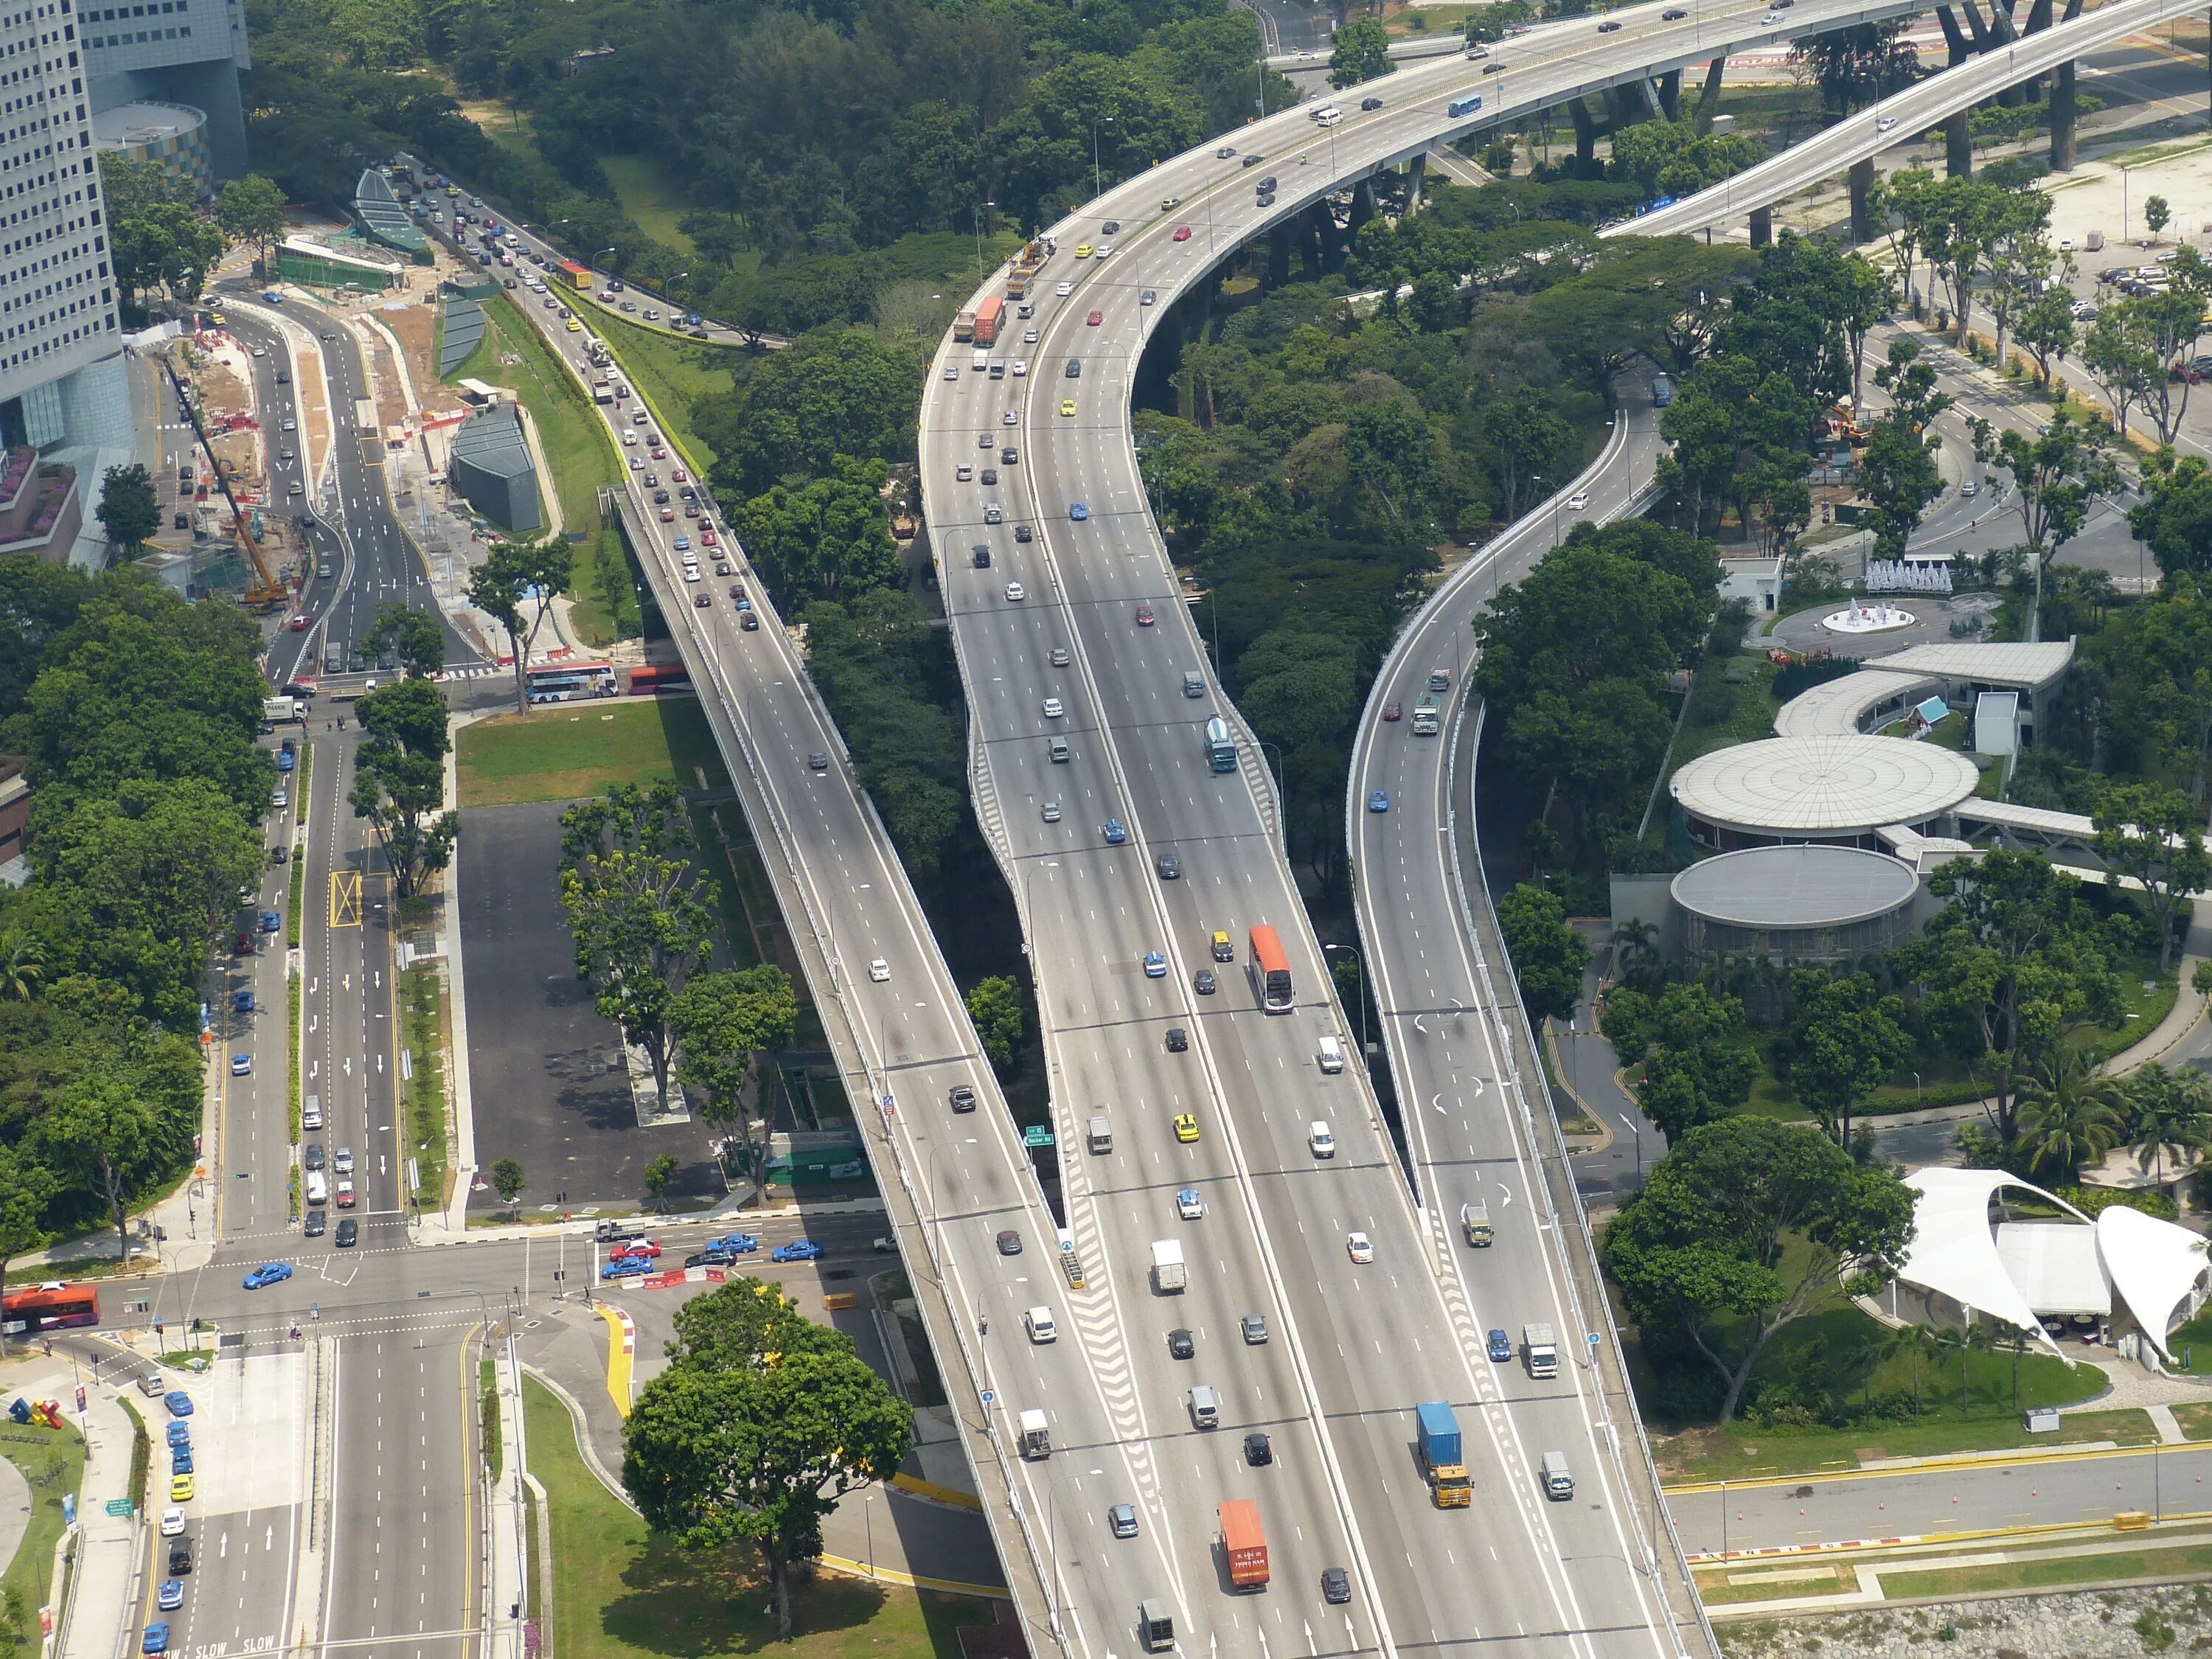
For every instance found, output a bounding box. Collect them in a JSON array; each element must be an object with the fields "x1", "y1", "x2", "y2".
[
  {"x1": 1203, "y1": 716, "x2": 1238, "y2": 773},
  {"x1": 1416, "y1": 1400, "x2": 1471, "y2": 1507},
  {"x1": 1447, "y1": 94, "x2": 1484, "y2": 119},
  {"x1": 1652, "y1": 374, "x2": 1673, "y2": 408}
]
